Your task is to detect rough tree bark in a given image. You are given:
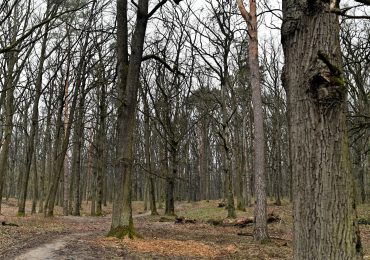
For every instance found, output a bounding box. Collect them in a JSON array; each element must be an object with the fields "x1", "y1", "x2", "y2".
[
  {"x1": 235, "y1": 125, "x2": 246, "y2": 211},
  {"x1": 141, "y1": 87, "x2": 158, "y2": 215},
  {"x1": 242, "y1": 102, "x2": 252, "y2": 207},
  {"x1": 199, "y1": 116, "x2": 210, "y2": 202},
  {"x1": 0, "y1": 51, "x2": 16, "y2": 214},
  {"x1": 95, "y1": 71, "x2": 107, "y2": 216},
  {"x1": 237, "y1": 0, "x2": 269, "y2": 241},
  {"x1": 109, "y1": 0, "x2": 149, "y2": 238},
  {"x1": 71, "y1": 76, "x2": 86, "y2": 216},
  {"x1": 63, "y1": 91, "x2": 70, "y2": 216},
  {"x1": 281, "y1": 0, "x2": 363, "y2": 258},
  {"x1": 110, "y1": 0, "x2": 129, "y2": 229},
  {"x1": 165, "y1": 142, "x2": 177, "y2": 216},
  {"x1": 220, "y1": 79, "x2": 236, "y2": 219},
  {"x1": 39, "y1": 88, "x2": 53, "y2": 213},
  {"x1": 109, "y1": 0, "x2": 181, "y2": 238}
]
